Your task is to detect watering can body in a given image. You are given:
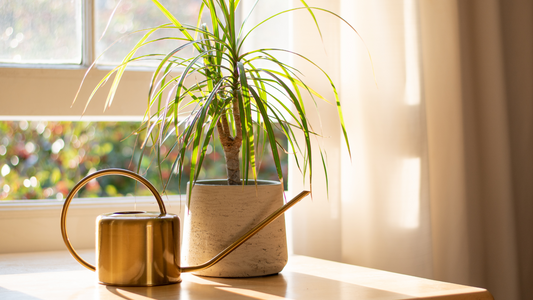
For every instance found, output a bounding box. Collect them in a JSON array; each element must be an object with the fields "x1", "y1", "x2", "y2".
[
  {"x1": 96, "y1": 212, "x2": 181, "y2": 286},
  {"x1": 61, "y1": 169, "x2": 309, "y2": 286}
]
